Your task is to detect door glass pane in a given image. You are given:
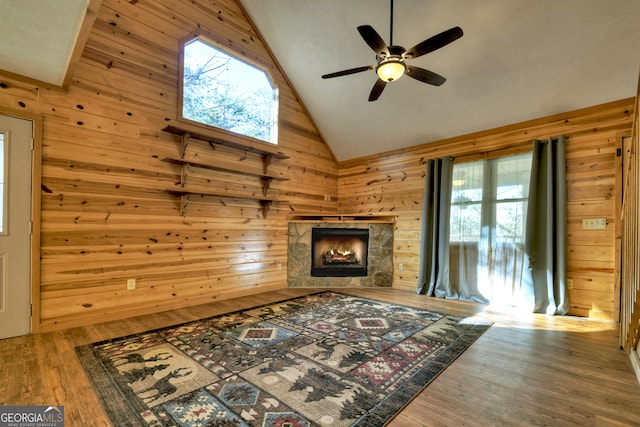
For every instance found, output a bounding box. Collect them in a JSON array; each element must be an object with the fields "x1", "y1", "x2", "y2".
[
  {"x1": 495, "y1": 154, "x2": 531, "y2": 201},
  {"x1": 494, "y1": 154, "x2": 531, "y2": 243},
  {"x1": 450, "y1": 161, "x2": 484, "y2": 242},
  {"x1": 0, "y1": 132, "x2": 5, "y2": 234},
  {"x1": 495, "y1": 200, "x2": 526, "y2": 242}
]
